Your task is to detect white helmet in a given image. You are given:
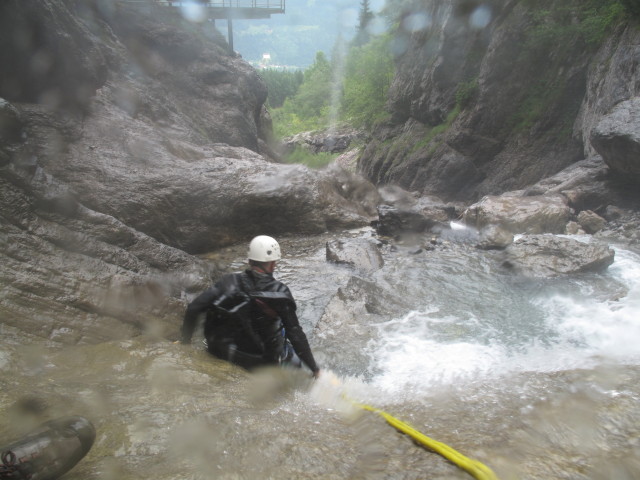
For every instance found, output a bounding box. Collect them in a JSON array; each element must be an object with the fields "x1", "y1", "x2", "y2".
[{"x1": 248, "y1": 235, "x2": 281, "y2": 262}]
